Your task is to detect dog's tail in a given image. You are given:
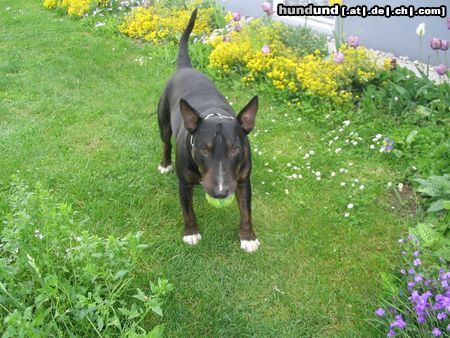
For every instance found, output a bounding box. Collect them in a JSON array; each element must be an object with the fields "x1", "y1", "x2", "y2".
[{"x1": 177, "y1": 8, "x2": 197, "y2": 70}]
